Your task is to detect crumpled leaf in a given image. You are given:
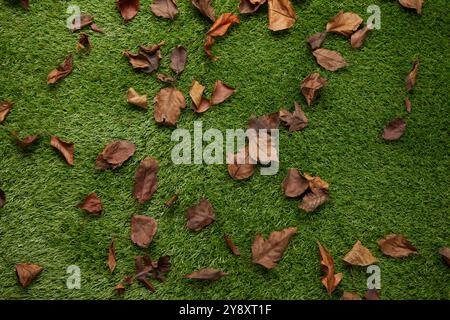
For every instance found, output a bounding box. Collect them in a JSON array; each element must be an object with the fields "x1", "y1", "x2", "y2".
[
  {"x1": 108, "y1": 239, "x2": 116, "y2": 273},
  {"x1": 247, "y1": 112, "x2": 279, "y2": 165},
  {"x1": 124, "y1": 41, "x2": 165, "y2": 74},
  {"x1": 204, "y1": 13, "x2": 240, "y2": 60},
  {"x1": 134, "y1": 255, "x2": 171, "y2": 292},
  {"x1": 151, "y1": 0, "x2": 178, "y2": 19},
  {"x1": 51, "y1": 136, "x2": 74, "y2": 166},
  {"x1": 186, "y1": 198, "x2": 215, "y2": 231},
  {"x1": 350, "y1": 24, "x2": 372, "y2": 49},
  {"x1": 96, "y1": 140, "x2": 136, "y2": 170},
  {"x1": 156, "y1": 73, "x2": 176, "y2": 84},
  {"x1": 377, "y1": 234, "x2": 418, "y2": 258},
  {"x1": 398, "y1": 0, "x2": 424, "y2": 14},
  {"x1": 405, "y1": 97, "x2": 412, "y2": 113},
  {"x1": 406, "y1": 58, "x2": 420, "y2": 92},
  {"x1": 313, "y1": 48, "x2": 347, "y2": 72},
  {"x1": 47, "y1": 54, "x2": 73, "y2": 84},
  {"x1": 76, "y1": 32, "x2": 92, "y2": 52},
  {"x1": 127, "y1": 88, "x2": 148, "y2": 109},
  {"x1": 308, "y1": 32, "x2": 327, "y2": 50},
  {"x1": 439, "y1": 247, "x2": 450, "y2": 267},
  {"x1": 299, "y1": 173, "x2": 330, "y2": 212},
  {"x1": 211, "y1": 80, "x2": 235, "y2": 105},
  {"x1": 76, "y1": 192, "x2": 102, "y2": 215},
  {"x1": 170, "y1": 45, "x2": 187, "y2": 75},
  {"x1": 268, "y1": 0, "x2": 297, "y2": 31},
  {"x1": 90, "y1": 23, "x2": 104, "y2": 33},
  {"x1": 0, "y1": 101, "x2": 14, "y2": 124},
  {"x1": 12, "y1": 132, "x2": 39, "y2": 149},
  {"x1": 227, "y1": 146, "x2": 255, "y2": 180},
  {"x1": 116, "y1": 0, "x2": 140, "y2": 21},
  {"x1": 69, "y1": 14, "x2": 94, "y2": 32},
  {"x1": 341, "y1": 292, "x2": 362, "y2": 300},
  {"x1": 224, "y1": 235, "x2": 241, "y2": 256},
  {"x1": 133, "y1": 157, "x2": 158, "y2": 204},
  {"x1": 16, "y1": 263, "x2": 43, "y2": 288},
  {"x1": 204, "y1": 36, "x2": 216, "y2": 61},
  {"x1": 185, "y1": 268, "x2": 228, "y2": 281},
  {"x1": 383, "y1": 117, "x2": 406, "y2": 141},
  {"x1": 0, "y1": 188, "x2": 5, "y2": 208},
  {"x1": 153, "y1": 87, "x2": 186, "y2": 126},
  {"x1": 343, "y1": 240, "x2": 379, "y2": 266},
  {"x1": 365, "y1": 289, "x2": 380, "y2": 300},
  {"x1": 301, "y1": 73, "x2": 327, "y2": 106},
  {"x1": 279, "y1": 102, "x2": 308, "y2": 132},
  {"x1": 326, "y1": 11, "x2": 363, "y2": 37},
  {"x1": 192, "y1": 0, "x2": 215, "y2": 21},
  {"x1": 238, "y1": 0, "x2": 266, "y2": 14},
  {"x1": 131, "y1": 215, "x2": 157, "y2": 248},
  {"x1": 252, "y1": 227, "x2": 297, "y2": 269},
  {"x1": 281, "y1": 168, "x2": 309, "y2": 198},
  {"x1": 318, "y1": 242, "x2": 343, "y2": 295}
]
